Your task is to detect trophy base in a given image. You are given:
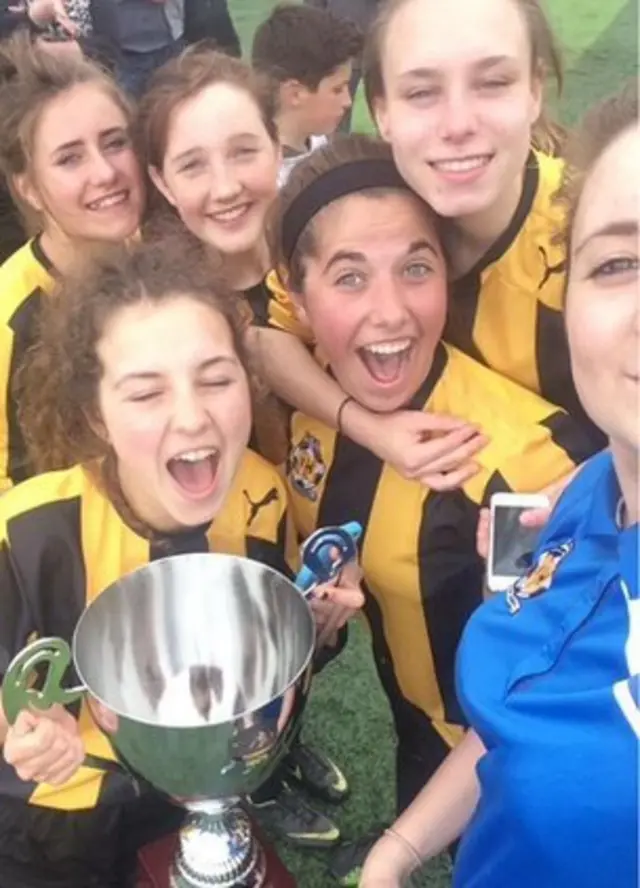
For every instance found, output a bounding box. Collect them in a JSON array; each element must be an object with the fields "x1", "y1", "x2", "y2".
[
  {"x1": 136, "y1": 804, "x2": 295, "y2": 888},
  {"x1": 171, "y1": 805, "x2": 265, "y2": 888},
  {"x1": 136, "y1": 821, "x2": 295, "y2": 888},
  {"x1": 169, "y1": 850, "x2": 265, "y2": 888}
]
